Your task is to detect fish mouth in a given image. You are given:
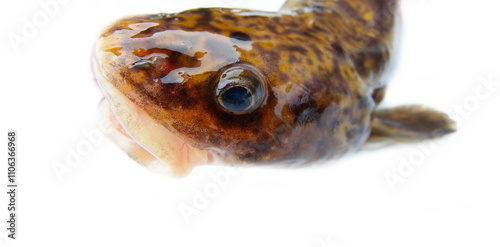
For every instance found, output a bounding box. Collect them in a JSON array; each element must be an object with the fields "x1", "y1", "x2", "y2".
[{"x1": 94, "y1": 61, "x2": 212, "y2": 176}]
